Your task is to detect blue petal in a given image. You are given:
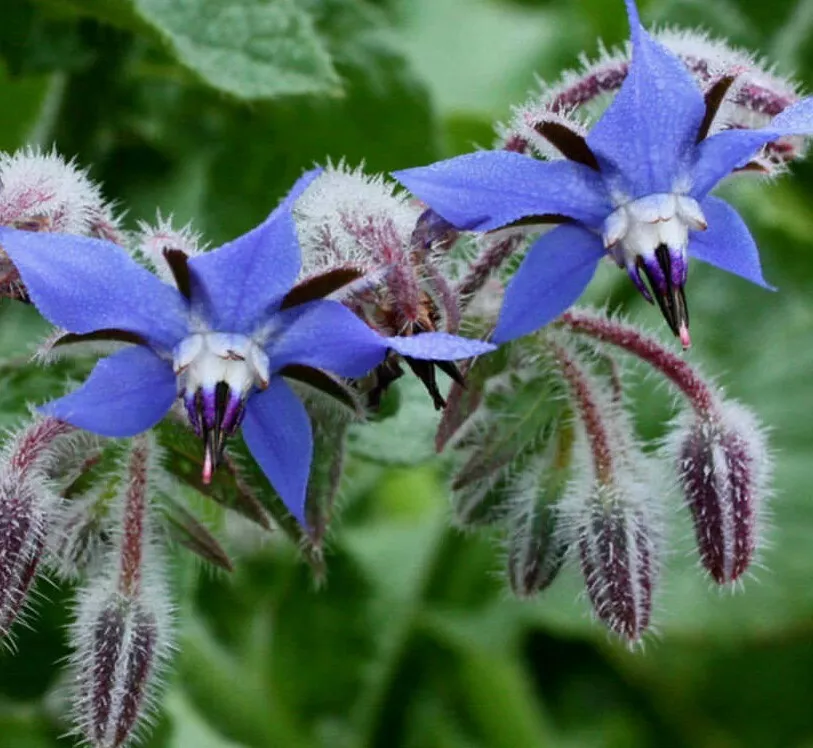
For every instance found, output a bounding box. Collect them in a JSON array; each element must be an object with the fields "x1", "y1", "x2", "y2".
[
  {"x1": 493, "y1": 225, "x2": 605, "y2": 343},
  {"x1": 691, "y1": 97, "x2": 813, "y2": 197},
  {"x1": 267, "y1": 300, "x2": 388, "y2": 377},
  {"x1": 38, "y1": 346, "x2": 176, "y2": 437},
  {"x1": 0, "y1": 228, "x2": 188, "y2": 351},
  {"x1": 242, "y1": 378, "x2": 312, "y2": 526},
  {"x1": 393, "y1": 152, "x2": 610, "y2": 230},
  {"x1": 387, "y1": 332, "x2": 494, "y2": 360},
  {"x1": 586, "y1": 1, "x2": 705, "y2": 196},
  {"x1": 187, "y1": 168, "x2": 322, "y2": 333},
  {"x1": 688, "y1": 196, "x2": 774, "y2": 289}
]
